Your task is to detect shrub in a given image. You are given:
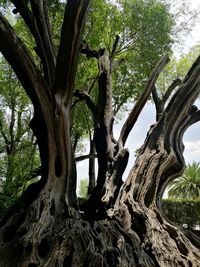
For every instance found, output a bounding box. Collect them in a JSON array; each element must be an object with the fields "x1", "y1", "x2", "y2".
[{"x1": 161, "y1": 199, "x2": 200, "y2": 229}]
